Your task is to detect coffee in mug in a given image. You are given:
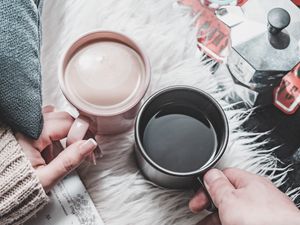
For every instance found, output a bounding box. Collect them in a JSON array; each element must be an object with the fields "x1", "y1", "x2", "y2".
[
  {"x1": 142, "y1": 103, "x2": 218, "y2": 173},
  {"x1": 135, "y1": 86, "x2": 228, "y2": 188},
  {"x1": 134, "y1": 86, "x2": 228, "y2": 211},
  {"x1": 64, "y1": 41, "x2": 145, "y2": 110}
]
